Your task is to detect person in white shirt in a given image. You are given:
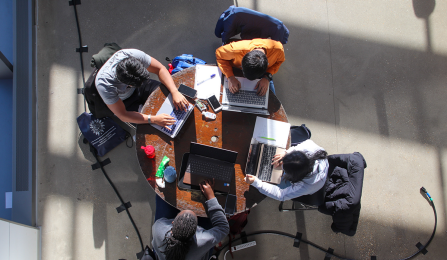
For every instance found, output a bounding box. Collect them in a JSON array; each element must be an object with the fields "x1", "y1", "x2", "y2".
[{"x1": 244, "y1": 139, "x2": 329, "y2": 201}]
